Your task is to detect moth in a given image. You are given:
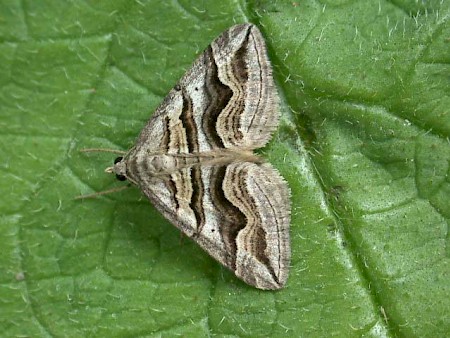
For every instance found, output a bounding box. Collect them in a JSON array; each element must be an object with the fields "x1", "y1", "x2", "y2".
[{"x1": 84, "y1": 23, "x2": 291, "y2": 290}]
